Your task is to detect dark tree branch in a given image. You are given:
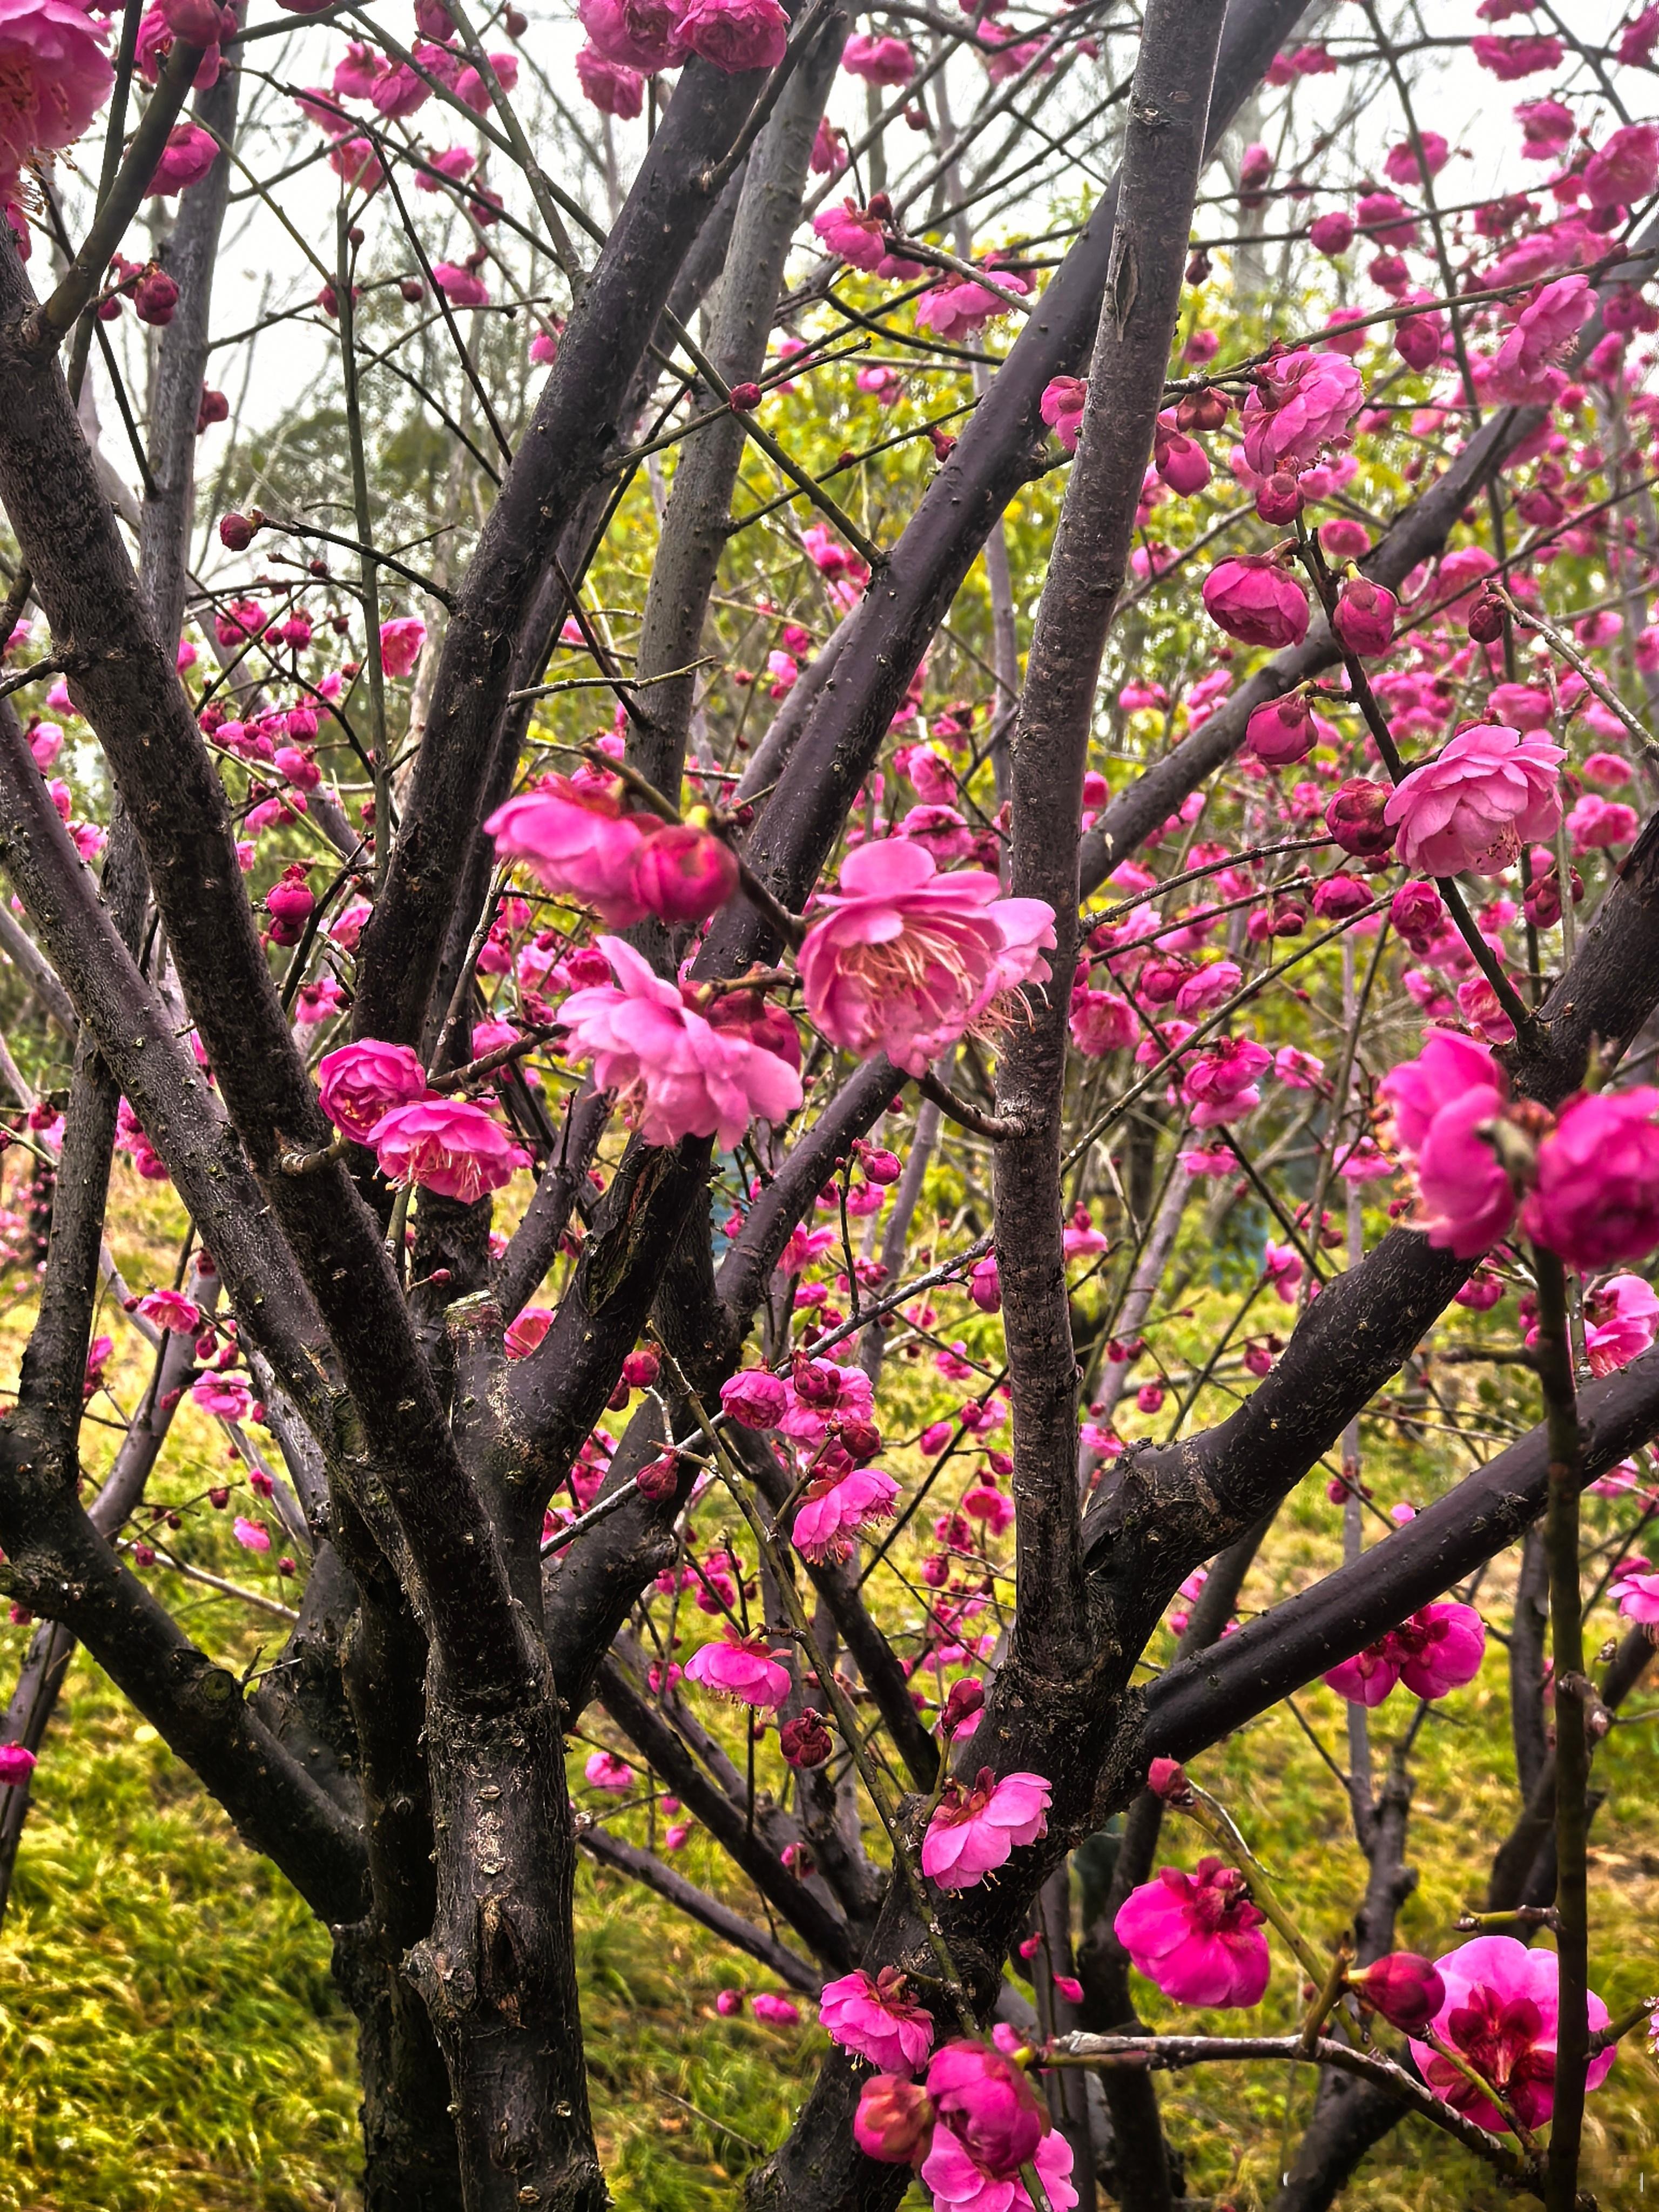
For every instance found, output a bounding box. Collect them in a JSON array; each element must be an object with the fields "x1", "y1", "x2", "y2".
[{"x1": 578, "y1": 1818, "x2": 823, "y2": 1992}]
